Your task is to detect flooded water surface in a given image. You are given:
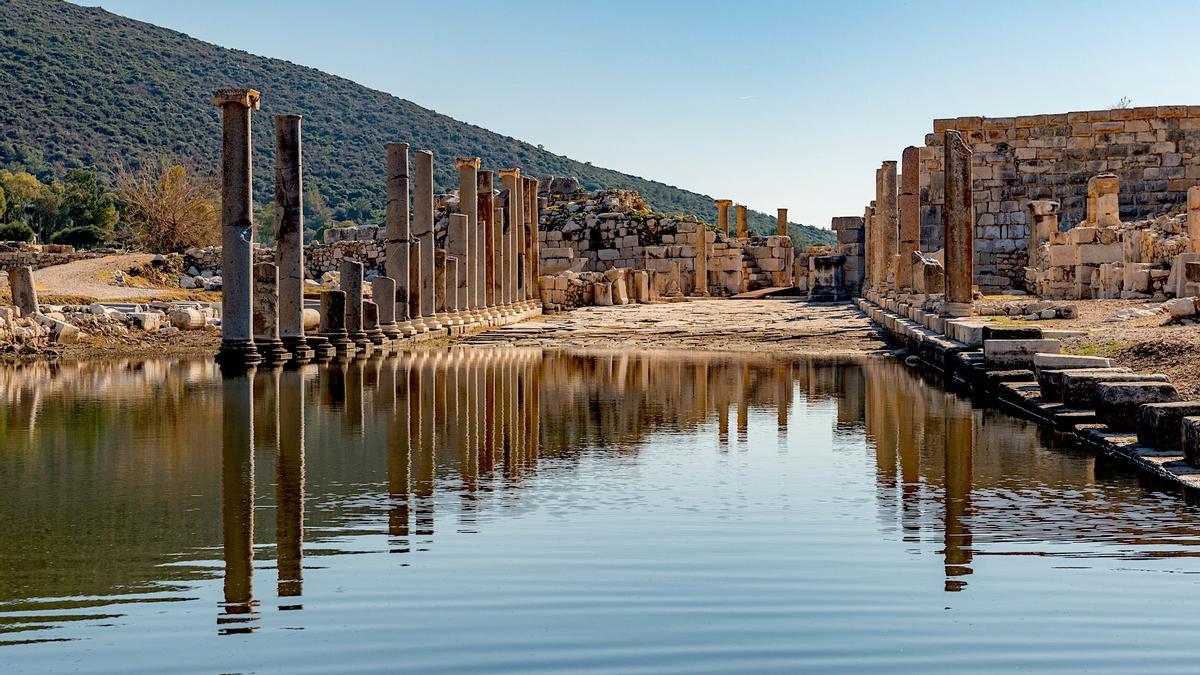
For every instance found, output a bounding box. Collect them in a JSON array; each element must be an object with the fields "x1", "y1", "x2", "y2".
[{"x1": 5, "y1": 350, "x2": 1200, "y2": 673}]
